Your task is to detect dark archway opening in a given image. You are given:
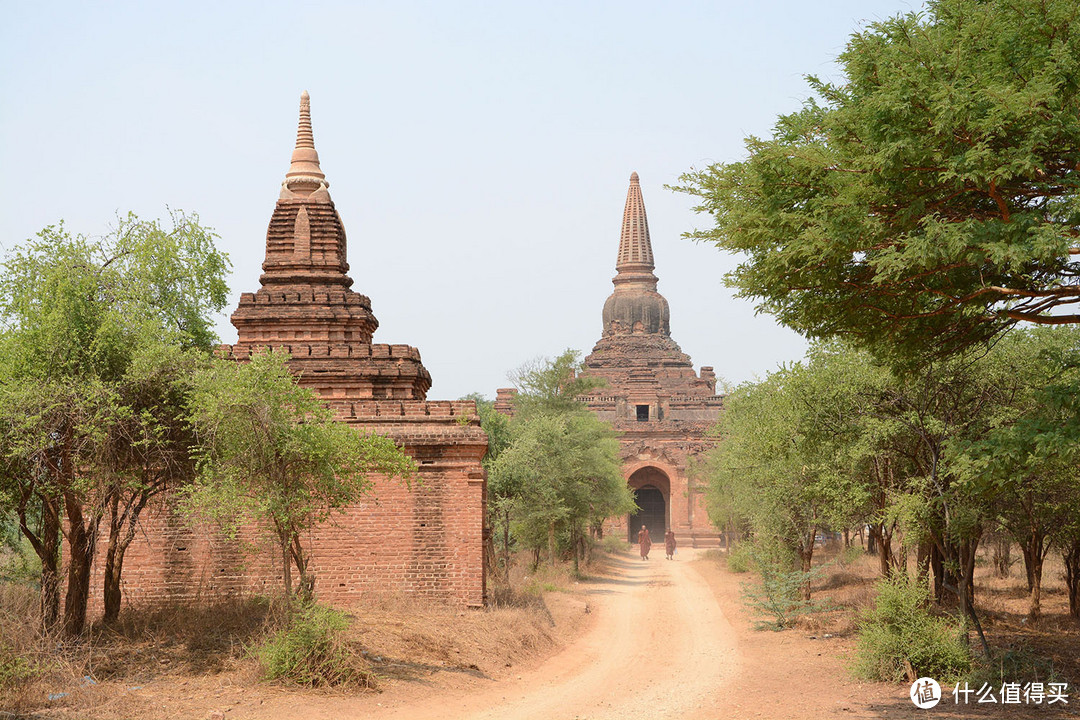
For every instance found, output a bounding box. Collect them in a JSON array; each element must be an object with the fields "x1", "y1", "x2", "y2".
[{"x1": 629, "y1": 485, "x2": 666, "y2": 545}]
